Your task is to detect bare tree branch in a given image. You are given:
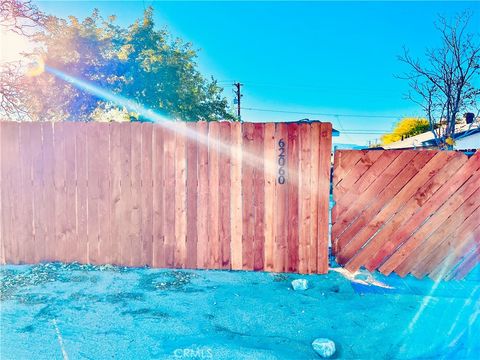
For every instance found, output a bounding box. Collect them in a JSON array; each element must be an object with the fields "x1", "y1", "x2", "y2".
[
  {"x1": 0, "y1": 62, "x2": 31, "y2": 120},
  {"x1": 0, "y1": 0, "x2": 46, "y2": 36},
  {"x1": 399, "y1": 12, "x2": 480, "y2": 148},
  {"x1": 1, "y1": 0, "x2": 47, "y2": 119}
]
